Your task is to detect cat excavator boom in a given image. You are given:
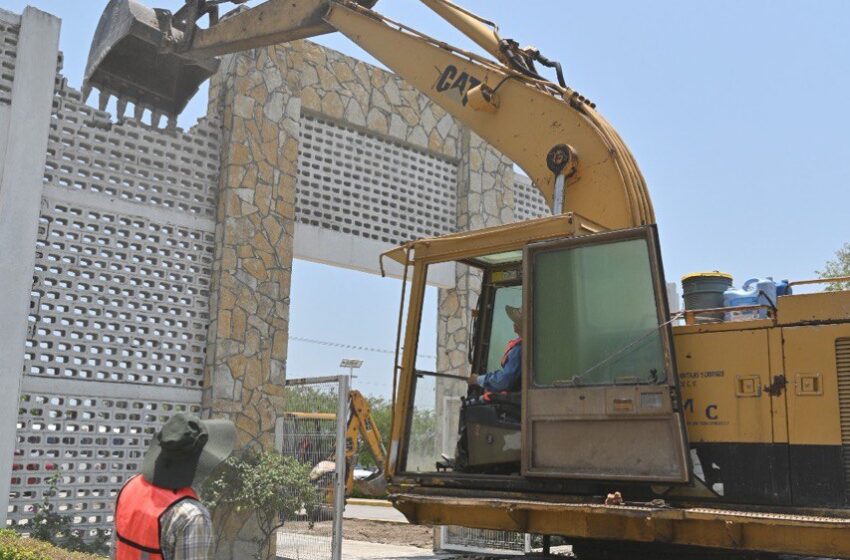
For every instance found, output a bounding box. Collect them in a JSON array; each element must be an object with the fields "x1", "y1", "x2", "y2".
[{"x1": 84, "y1": 0, "x2": 652, "y2": 230}]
